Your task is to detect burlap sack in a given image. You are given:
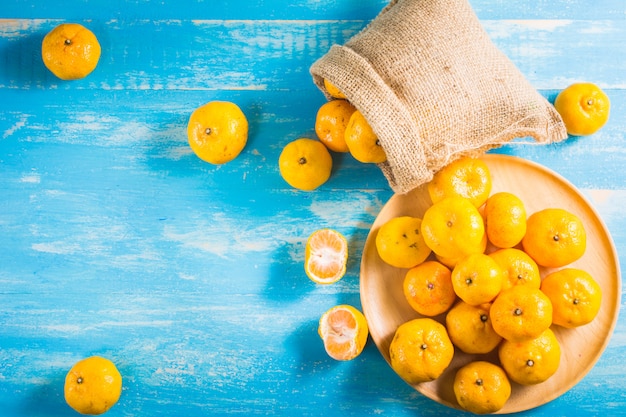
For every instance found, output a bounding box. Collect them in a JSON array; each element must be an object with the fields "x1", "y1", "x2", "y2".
[{"x1": 310, "y1": 0, "x2": 567, "y2": 194}]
